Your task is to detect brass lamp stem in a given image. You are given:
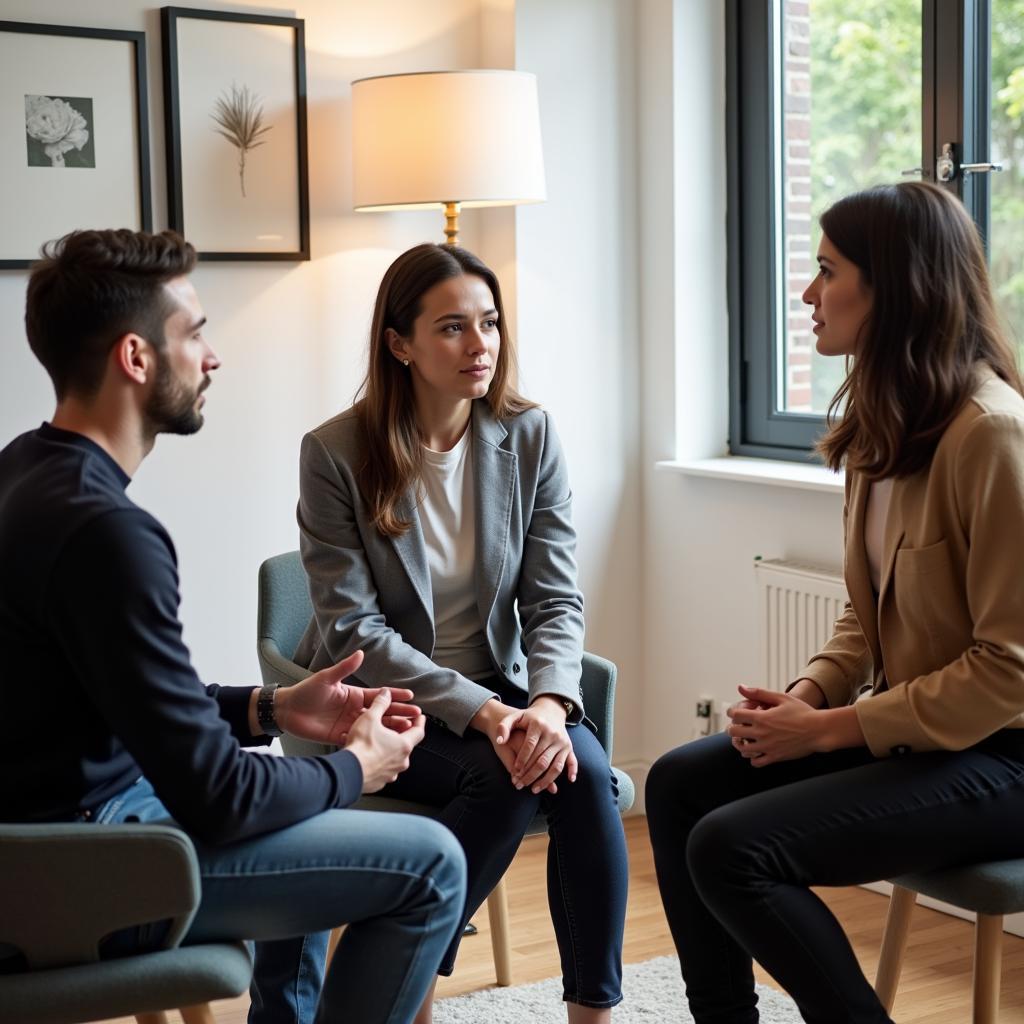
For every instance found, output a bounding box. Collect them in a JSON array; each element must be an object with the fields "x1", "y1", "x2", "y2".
[{"x1": 443, "y1": 201, "x2": 461, "y2": 246}]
